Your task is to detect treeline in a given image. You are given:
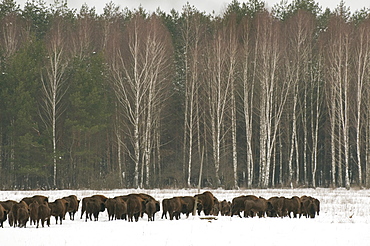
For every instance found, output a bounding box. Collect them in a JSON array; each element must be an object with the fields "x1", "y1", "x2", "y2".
[{"x1": 1, "y1": 0, "x2": 370, "y2": 189}]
